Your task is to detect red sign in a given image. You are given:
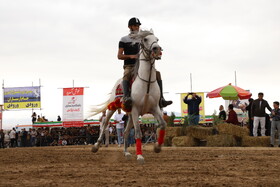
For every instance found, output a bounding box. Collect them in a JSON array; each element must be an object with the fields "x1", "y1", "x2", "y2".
[{"x1": 63, "y1": 87, "x2": 84, "y2": 128}]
